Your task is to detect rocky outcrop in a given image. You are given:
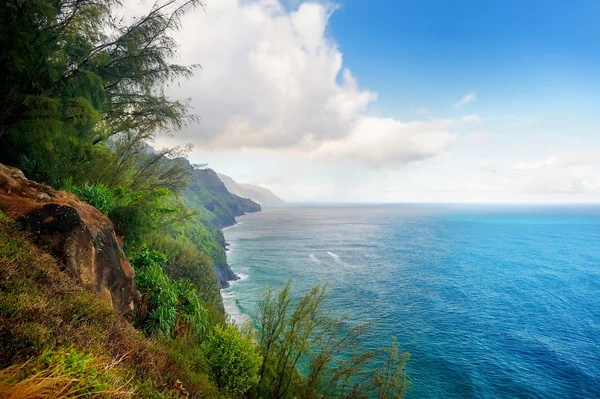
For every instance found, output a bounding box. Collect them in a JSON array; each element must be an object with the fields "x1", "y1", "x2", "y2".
[
  {"x1": 0, "y1": 163, "x2": 137, "y2": 312},
  {"x1": 213, "y1": 260, "x2": 239, "y2": 288}
]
